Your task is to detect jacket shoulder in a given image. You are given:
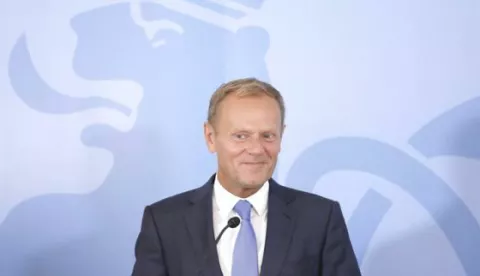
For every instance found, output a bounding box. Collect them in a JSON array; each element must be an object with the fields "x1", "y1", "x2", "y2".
[
  {"x1": 274, "y1": 184, "x2": 346, "y2": 230},
  {"x1": 146, "y1": 187, "x2": 200, "y2": 215}
]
